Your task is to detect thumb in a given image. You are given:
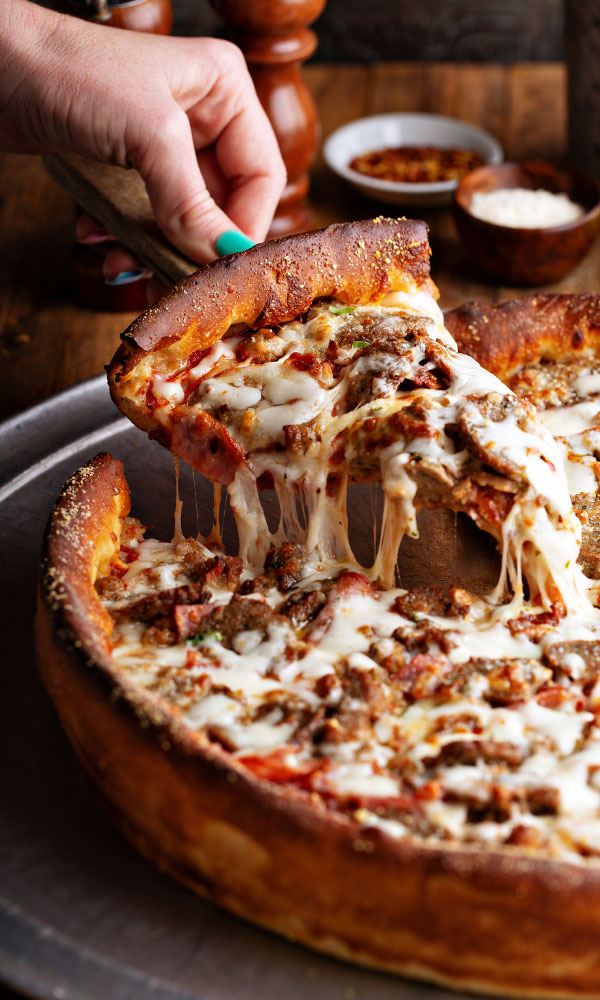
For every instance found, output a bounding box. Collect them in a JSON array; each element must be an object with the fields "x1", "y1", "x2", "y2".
[{"x1": 136, "y1": 108, "x2": 244, "y2": 264}]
